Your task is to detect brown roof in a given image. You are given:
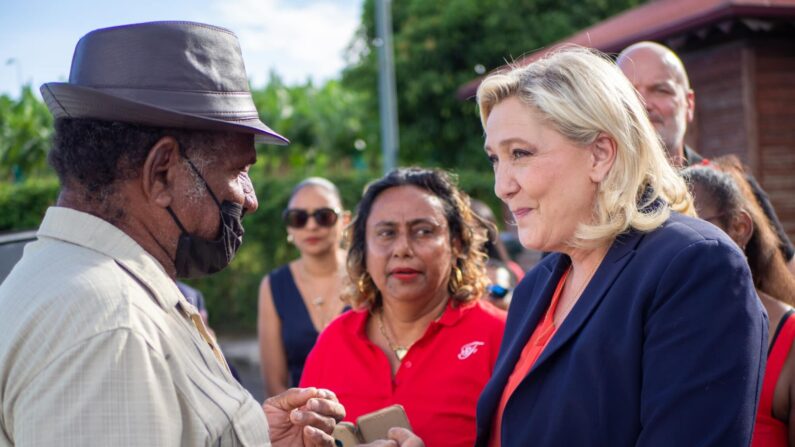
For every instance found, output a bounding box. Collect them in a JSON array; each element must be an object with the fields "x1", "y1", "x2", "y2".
[{"x1": 457, "y1": 0, "x2": 795, "y2": 99}]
